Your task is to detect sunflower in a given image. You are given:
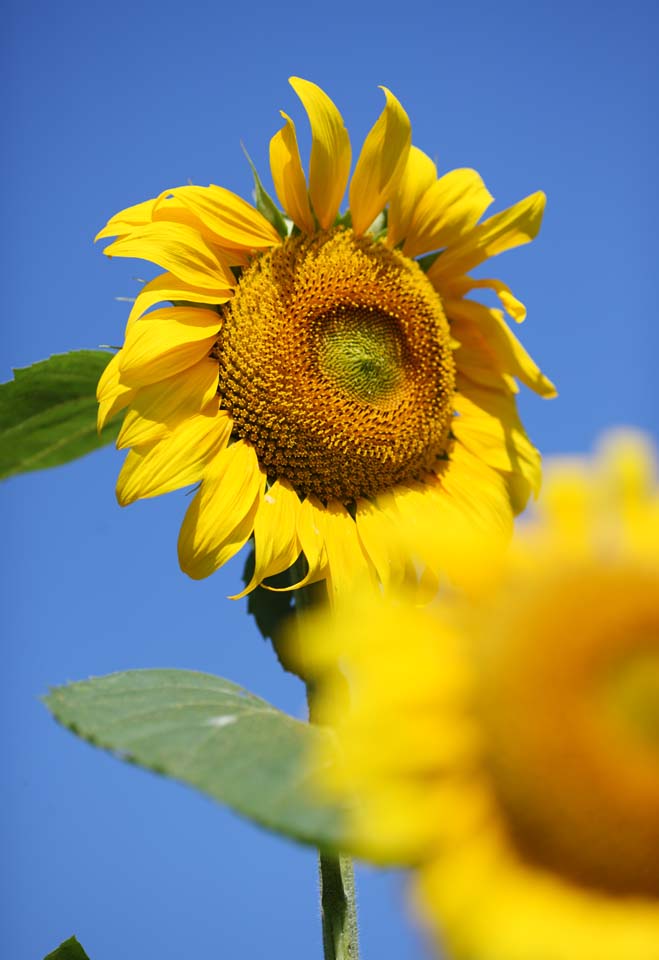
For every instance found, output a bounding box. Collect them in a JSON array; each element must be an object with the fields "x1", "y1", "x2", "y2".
[
  {"x1": 96, "y1": 77, "x2": 554, "y2": 596},
  {"x1": 298, "y1": 431, "x2": 659, "y2": 960}
]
